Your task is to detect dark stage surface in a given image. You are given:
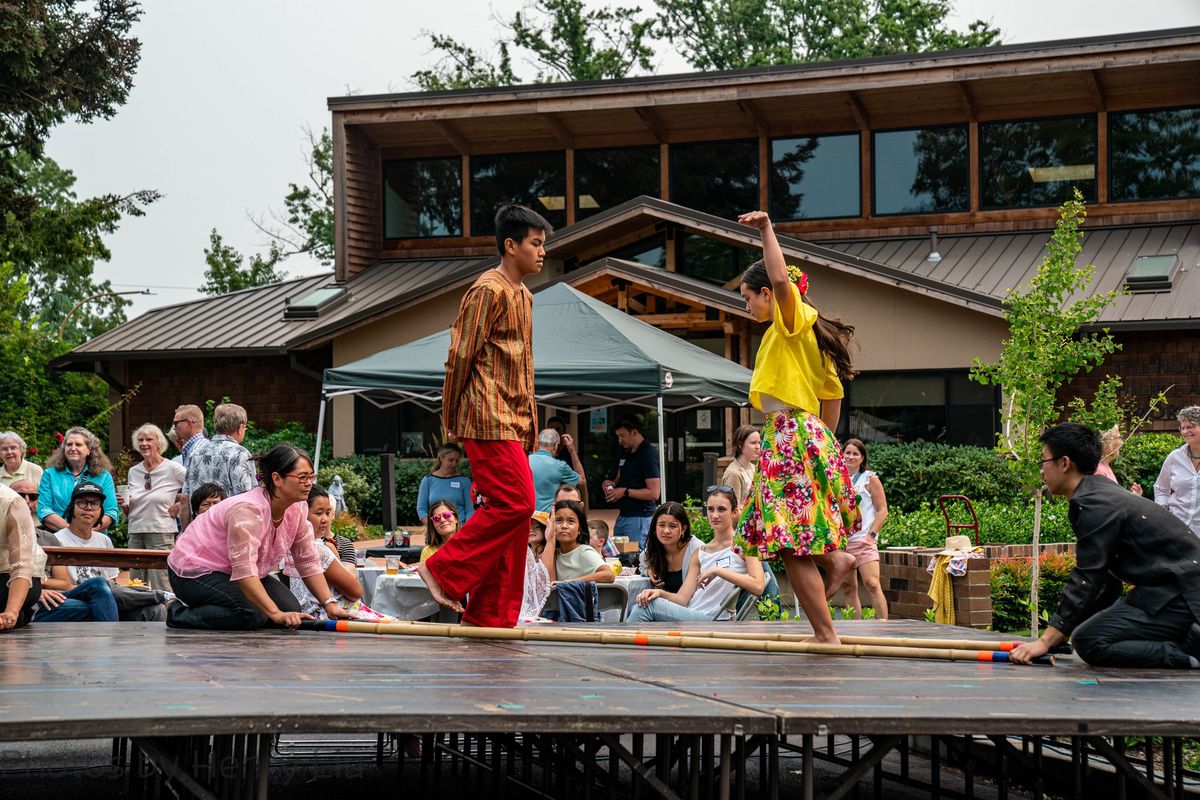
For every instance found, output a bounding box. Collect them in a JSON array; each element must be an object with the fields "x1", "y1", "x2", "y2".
[{"x1": 3, "y1": 621, "x2": 1200, "y2": 742}]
